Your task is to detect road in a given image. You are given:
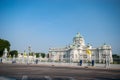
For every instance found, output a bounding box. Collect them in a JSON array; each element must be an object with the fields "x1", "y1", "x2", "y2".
[{"x1": 0, "y1": 63, "x2": 120, "y2": 80}]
